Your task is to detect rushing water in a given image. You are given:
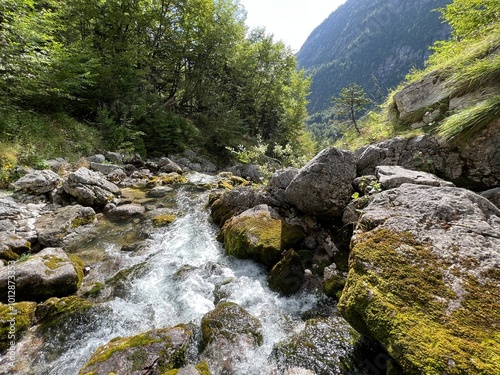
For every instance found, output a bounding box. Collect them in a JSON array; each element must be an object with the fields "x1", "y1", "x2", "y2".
[{"x1": 2, "y1": 173, "x2": 376, "y2": 375}]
